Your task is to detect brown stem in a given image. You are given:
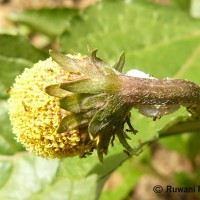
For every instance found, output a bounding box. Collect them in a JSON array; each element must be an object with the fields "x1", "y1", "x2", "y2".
[{"x1": 120, "y1": 75, "x2": 200, "y2": 105}]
